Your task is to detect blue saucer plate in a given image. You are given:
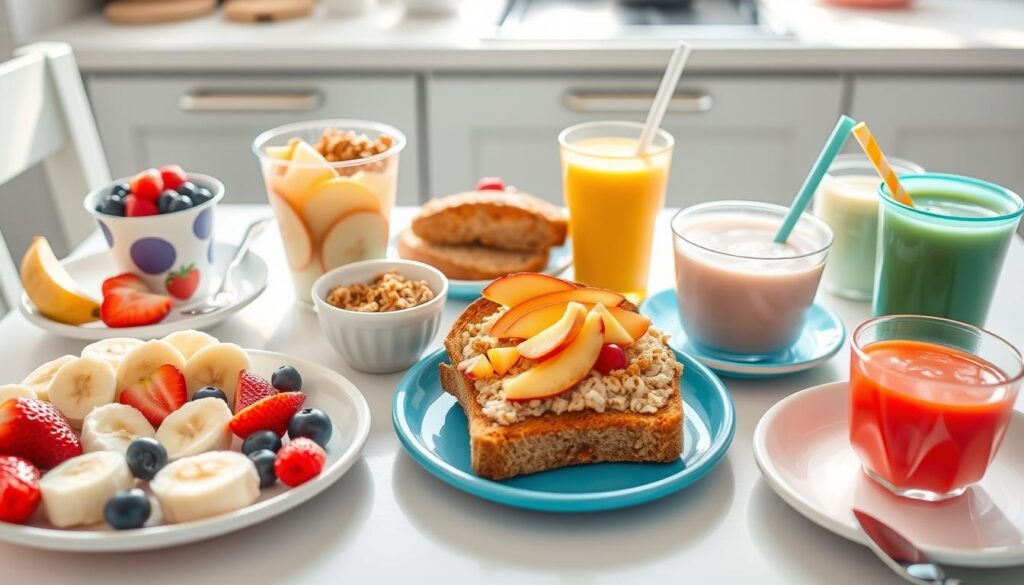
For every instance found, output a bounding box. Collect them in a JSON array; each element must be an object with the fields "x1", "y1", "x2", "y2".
[
  {"x1": 393, "y1": 347, "x2": 735, "y2": 512},
  {"x1": 389, "y1": 239, "x2": 572, "y2": 300},
  {"x1": 640, "y1": 289, "x2": 845, "y2": 379}
]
